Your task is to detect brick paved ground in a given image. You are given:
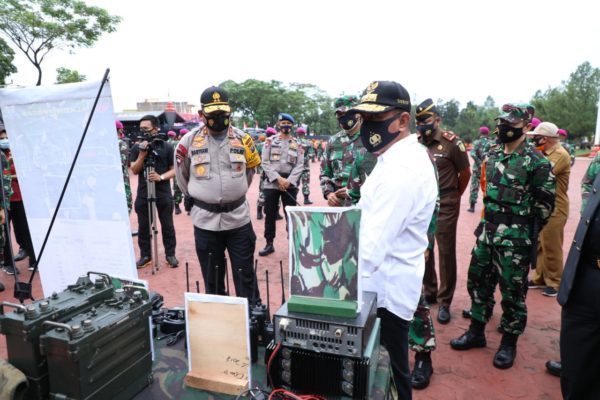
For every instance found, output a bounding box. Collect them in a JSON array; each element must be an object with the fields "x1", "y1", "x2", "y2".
[{"x1": 2, "y1": 155, "x2": 590, "y2": 399}]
